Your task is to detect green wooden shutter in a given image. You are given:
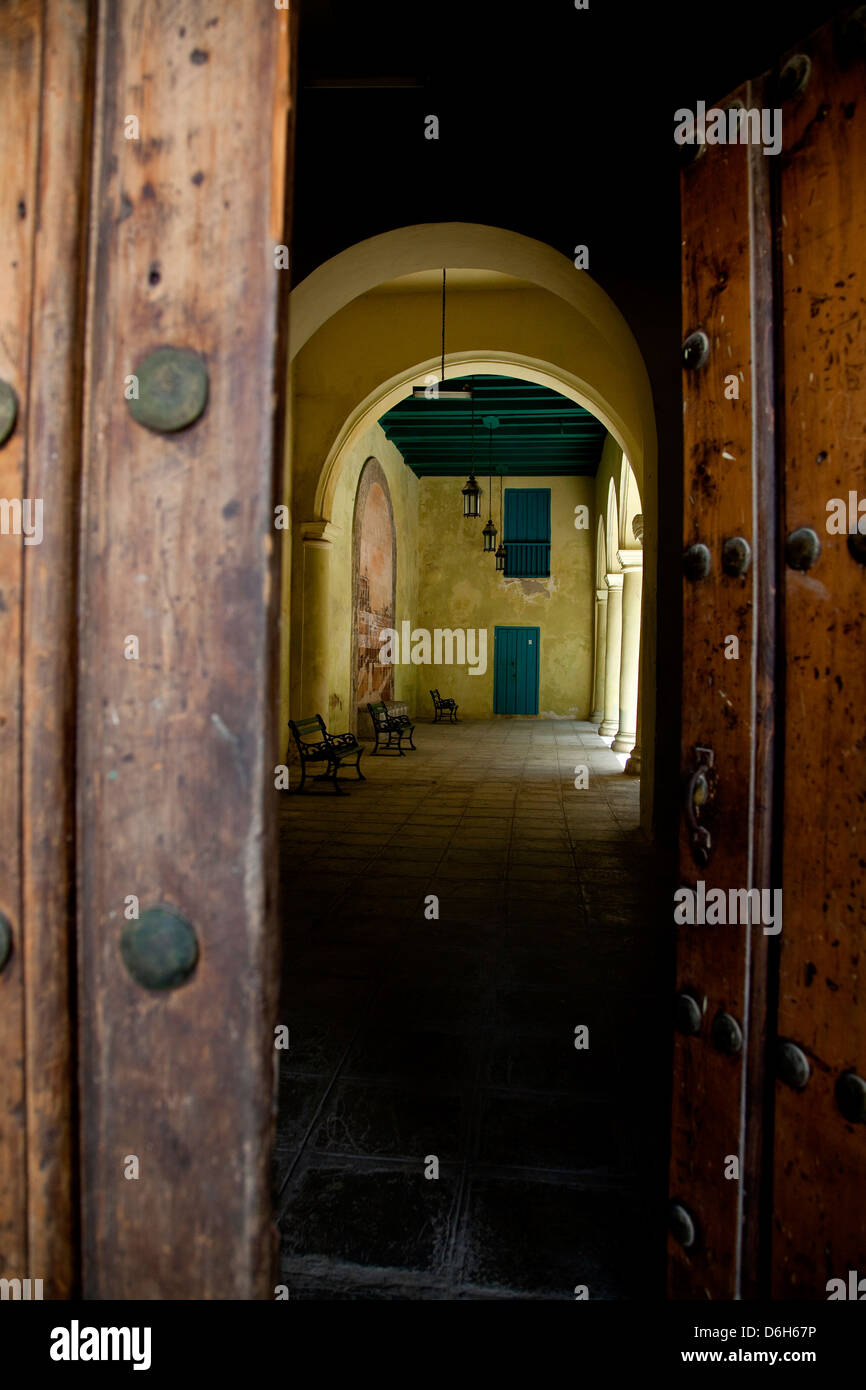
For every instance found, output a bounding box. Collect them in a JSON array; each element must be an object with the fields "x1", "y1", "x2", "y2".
[{"x1": 504, "y1": 488, "x2": 550, "y2": 577}]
